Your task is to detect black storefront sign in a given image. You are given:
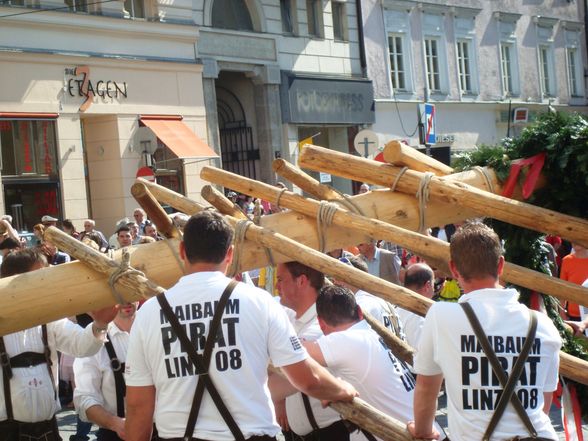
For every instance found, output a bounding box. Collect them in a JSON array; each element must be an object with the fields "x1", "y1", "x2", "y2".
[{"x1": 280, "y1": 72, "x2": 375, "y2": 124}]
